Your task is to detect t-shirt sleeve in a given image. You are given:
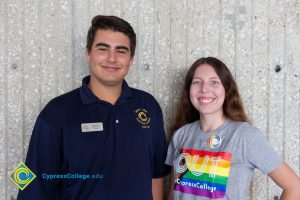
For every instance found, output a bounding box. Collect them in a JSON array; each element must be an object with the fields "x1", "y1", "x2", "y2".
[
  {"x1": 152, "y1": 106, "x2": 170, "y2": 178},
  {"x1": 246, "y1": 128, "x2": 283, "y2": 174},
  {"x1": 165, "y1": 129, "x2": 181, "y2": 167},
  {"x1": 17, "y1": 105, "x2": 63, "y2": 200}
]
